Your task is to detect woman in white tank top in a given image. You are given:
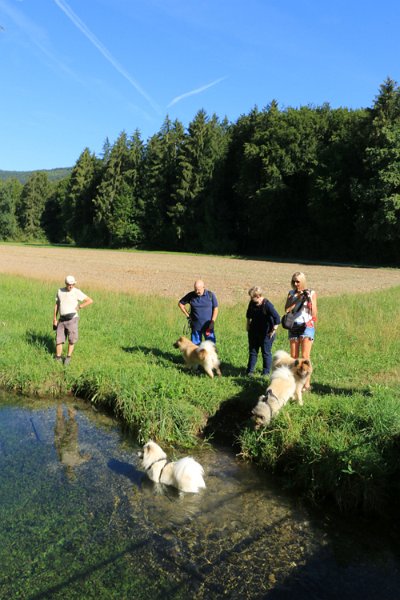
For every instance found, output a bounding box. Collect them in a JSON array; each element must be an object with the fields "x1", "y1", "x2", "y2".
[{"x1": 284, "y1": 271, "x2": 318, "y2": 391}]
